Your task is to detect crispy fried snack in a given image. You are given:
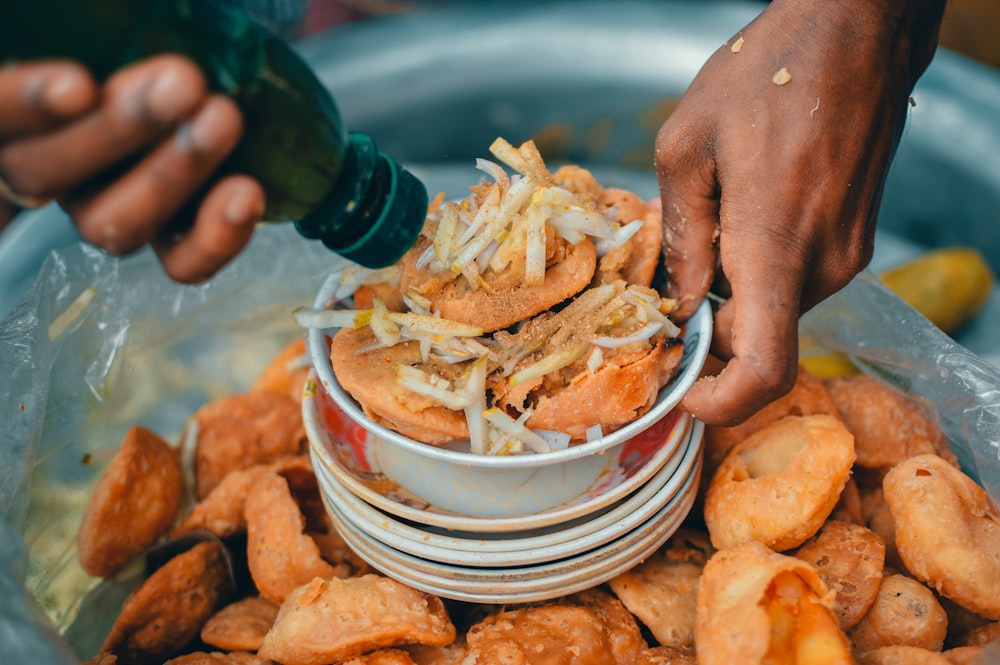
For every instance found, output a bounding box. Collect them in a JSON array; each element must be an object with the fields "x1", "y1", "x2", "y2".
[
  {"x1": 695, "y1": 541, "x2": 852, "y2": 665},
  {"x1": 824, "y1": 374, "x2": 956, "y2": 470},
  {"x1": 608, "y1": 529, "x2": 715, "y2": 649},
  {"x1": 330, "y1": 326, "x2": 470, "y2": 446},
  {"x1": 192, "y1": 390, "x2": 307, "y2": 498},
  {"x1": 245, "y1": 471, "x2": 348, "y2": 604},
  {"x1": 830, "y1": 477, "x2": 865, "y2": 525},
  {"x1": 200, "y1": 596, "x2": 279, "y2": 652},
  {"x1": 401, "y1": 639, "x2": 468, "y2": 665},
  {"x1": 951, "y1": 620, "x2": 1000, "y2": 648},
  {"x1": 165, "y1": 652, "x2": 273, "y2": 664},
  {"x1": 397, "y1": 140, "x2": 601, "y2": 335},
  {"x1": 552, "y1": 164, "x2": 663, "y2": 290},
  {"x1": 464, "y1": 590, "x2": 646, "y2": 665},
  {"x1": 341, "y1": 650, "x2": 420, "y2": 665},
  {"x1": 856, "y1": 645, "x2": 952, "y2": 665},
  {"x1": 102, "y1": 540, "x2": 233, "y2": 665},
  {"x1": 883, "y1": 454, "x2": 1000, "y2": 619},
  {"x1": 257, "y1": 575, "x2": 456, "y2": 665},
  {"x1": 174, "y1": 456, "x2": 311, "y2": 539},
  {"x1": 704, "y1": 414, "x2": 856, "y2": 551},
  {"x1": 703, "y1": 365, "x2": 839, "y2": 470},
  {"x1": 848, "y1": 573, "x2": 948, "y2": 654},
  {"x1": 794, "y1": 520, "x2": 886, "y2": 630},
  {"x1": 634, "y1": 646, "x2": 697, "y2": 665},
  {"x1": 77, "y1": 425, "x2": 183, "y2": 578},
  {"x1": 252, "y1": 336, "x2": 311, "y2": 402},
  {"x1": 490, "y1": 280, "x2": 683, "y2": 441}
]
